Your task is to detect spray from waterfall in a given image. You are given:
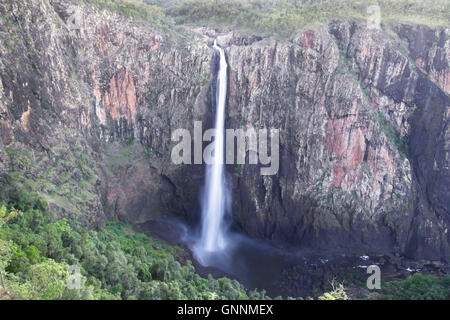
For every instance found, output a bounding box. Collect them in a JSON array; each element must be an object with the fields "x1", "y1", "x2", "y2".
[{"x1": 194, "y1": 40, "x2": 231, "y2": 265}]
